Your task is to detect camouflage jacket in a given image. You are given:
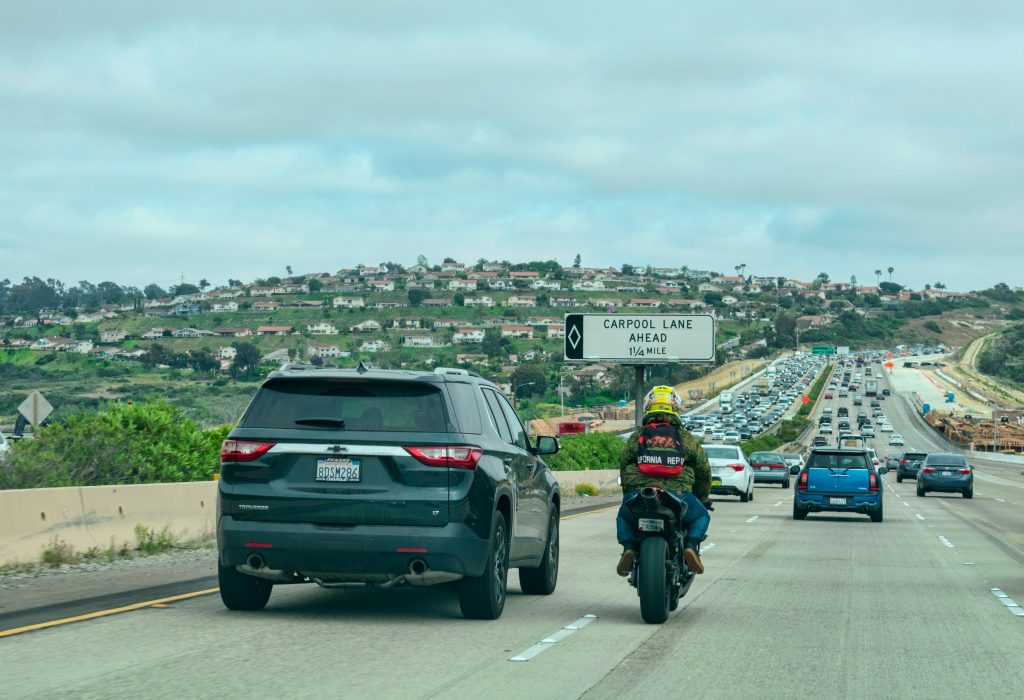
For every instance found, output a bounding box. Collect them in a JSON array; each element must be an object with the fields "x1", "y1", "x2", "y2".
[{"x1": 619, "y1": 413, "x2": 712, "y2": 500}]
